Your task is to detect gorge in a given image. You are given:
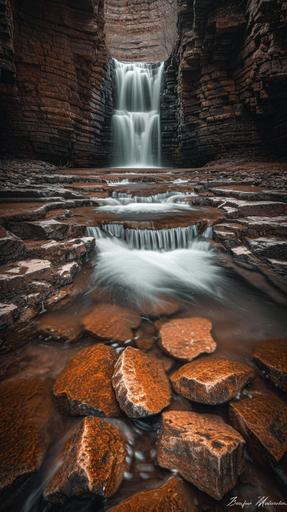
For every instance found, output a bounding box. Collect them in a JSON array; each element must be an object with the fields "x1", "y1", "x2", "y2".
[{"x1": 0, "y1": 1, "x2": 287, "y2": 512}]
